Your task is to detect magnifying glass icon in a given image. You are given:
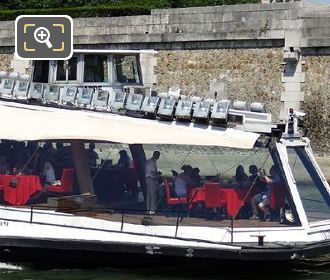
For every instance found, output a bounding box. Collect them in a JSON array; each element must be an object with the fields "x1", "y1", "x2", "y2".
[{"x1": 34, "y1": 27, "x2": 53, "y2": 49}]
